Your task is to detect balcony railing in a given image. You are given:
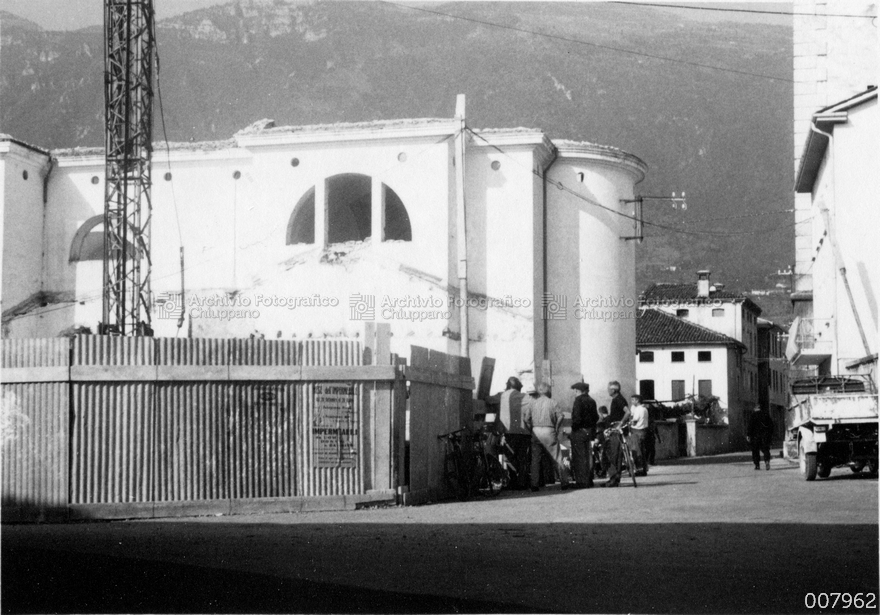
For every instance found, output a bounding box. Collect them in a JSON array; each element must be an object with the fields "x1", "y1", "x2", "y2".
[
  {"x1": 787, "y1": 317, "x2": 834, "y2": 365},
  {"x1": 794, "y1": 318, "x2": 833, "y2": 349}
]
